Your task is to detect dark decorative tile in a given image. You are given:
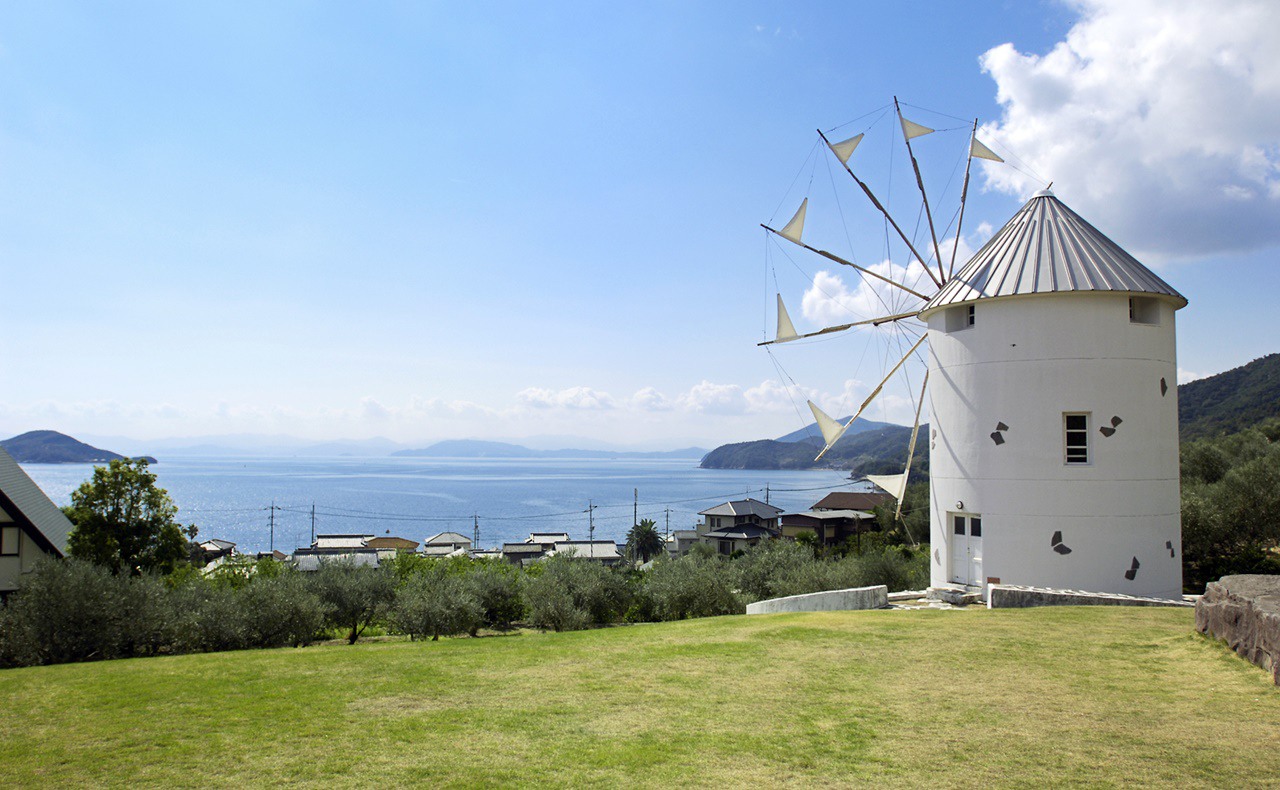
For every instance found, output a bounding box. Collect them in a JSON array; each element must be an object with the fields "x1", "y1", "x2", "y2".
[
  {"x1": 1161, "y1": 377, "x2": 1168, "y2": 396},
  {"x1": 990, "y1": 431, "x2": 1005, "y2": 446},
  {"x1": 1124, "y1": 556, "x2": 1140, "y2": 581},
  {"x1": 1099, "y1": 426, "x2": 1116, "y2": 437},
  {"x1": 1111, "y1": 416, "x2": 1123, "y2": 427},
  {"x1": 996, "y1": 421, "x2": 1009, "y2": 432}
]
